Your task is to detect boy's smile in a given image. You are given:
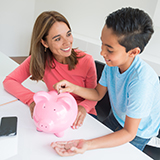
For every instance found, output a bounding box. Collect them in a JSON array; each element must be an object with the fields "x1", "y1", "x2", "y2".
[{"x1": 100, "y1": 25, "x2": 136, "y2": 73}]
